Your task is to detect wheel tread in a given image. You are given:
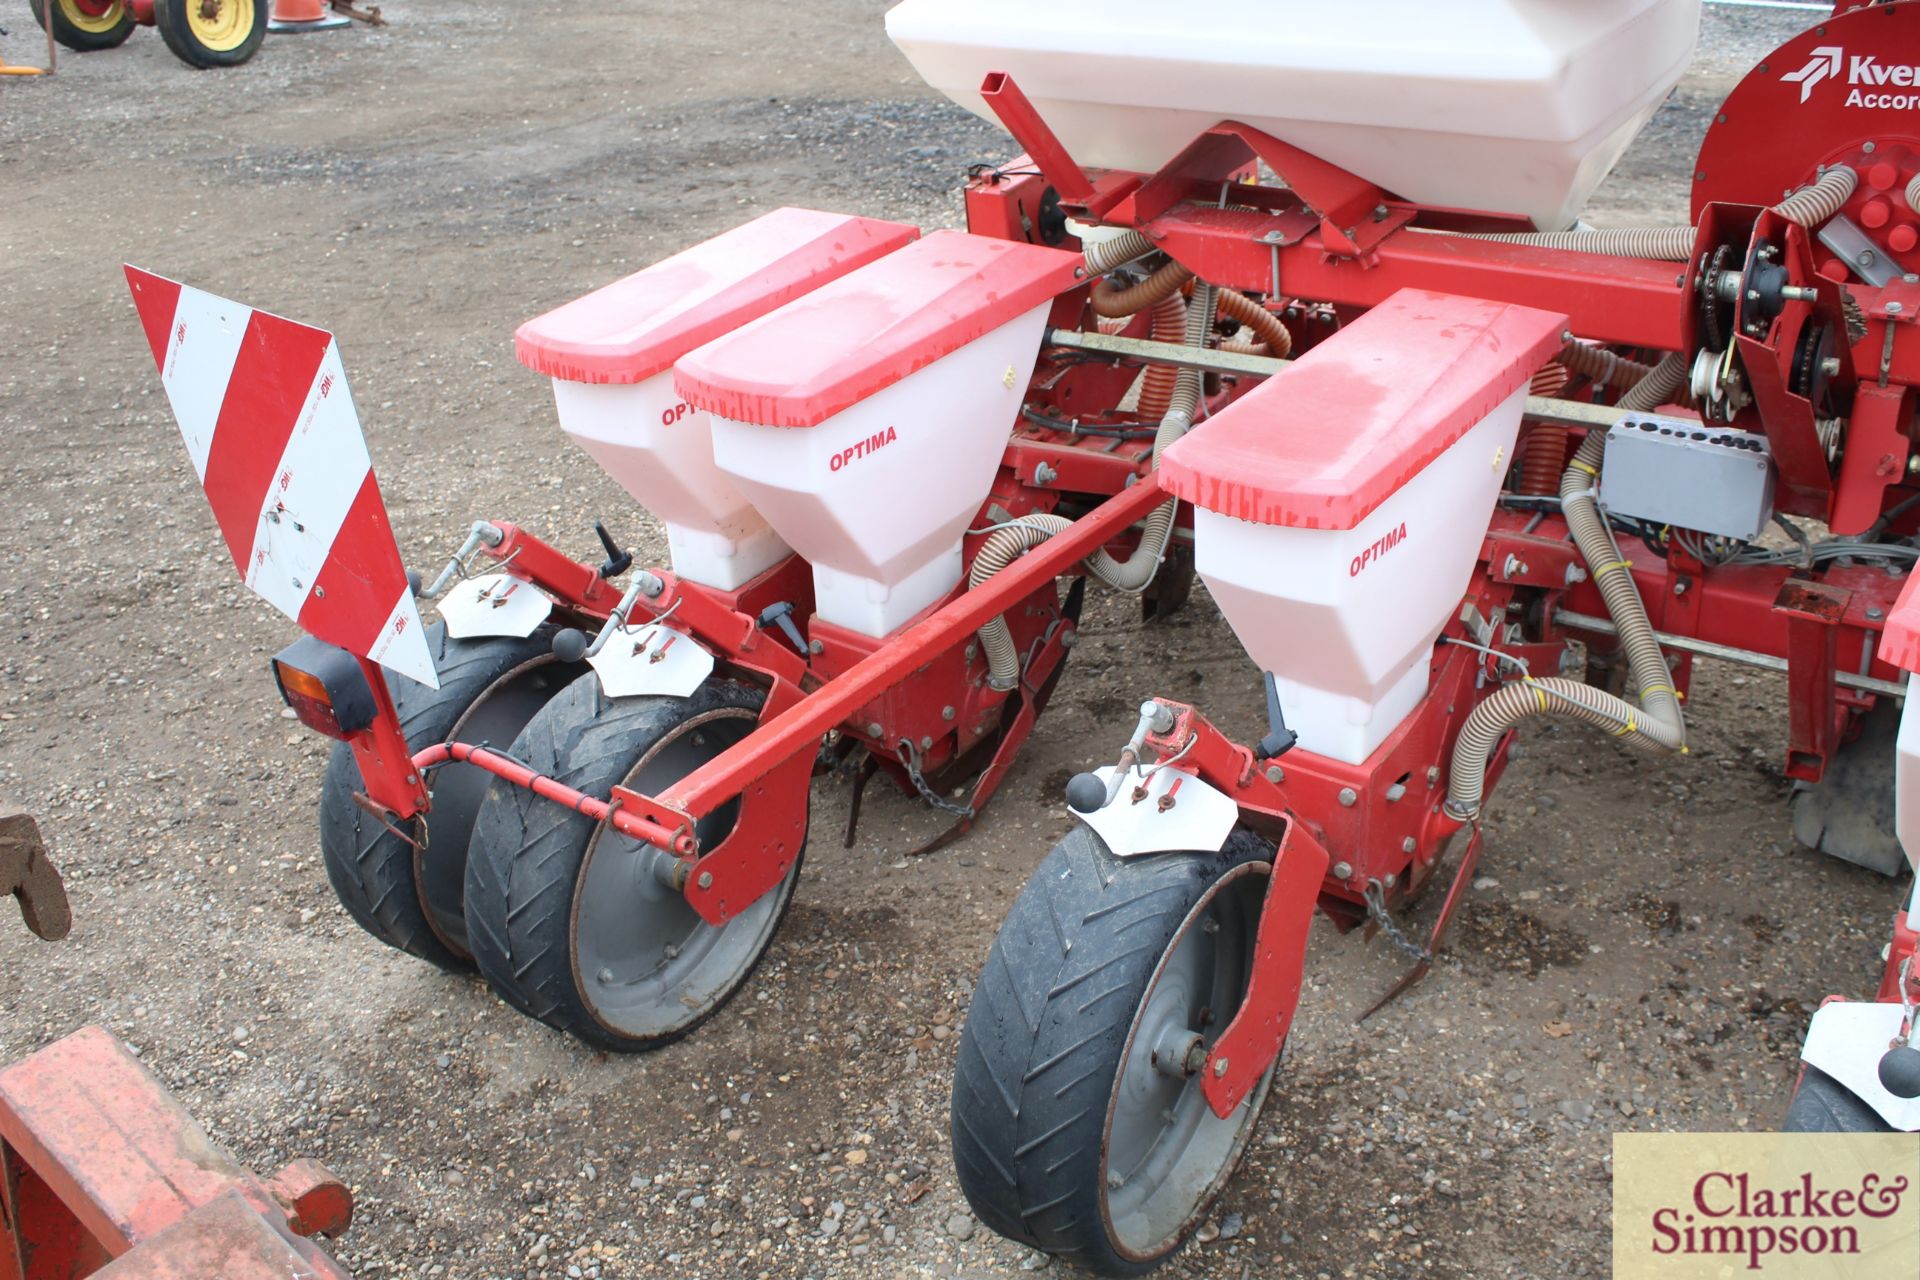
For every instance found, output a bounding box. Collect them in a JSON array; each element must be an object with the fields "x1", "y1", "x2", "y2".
[
  {"x1": 462, "y1": 676, "x2": 802, "y2": 1053},
  {"x1": 950, "y1": 826, "x2": 1273, "y2": 1276}
]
